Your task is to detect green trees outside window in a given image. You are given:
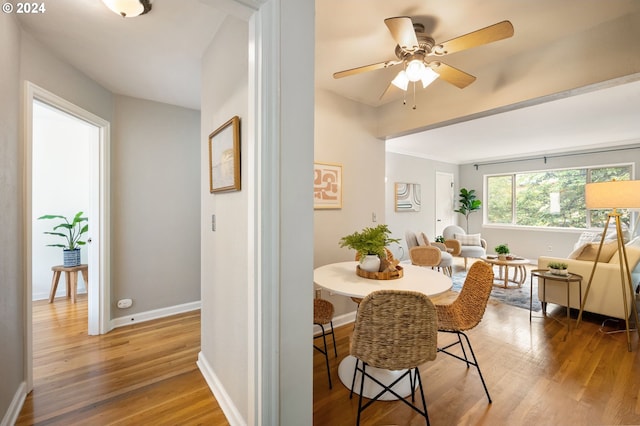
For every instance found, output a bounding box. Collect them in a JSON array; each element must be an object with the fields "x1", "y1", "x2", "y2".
[{"x1": 486, "y1": 165, "x2": 632, "y2": 229}]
